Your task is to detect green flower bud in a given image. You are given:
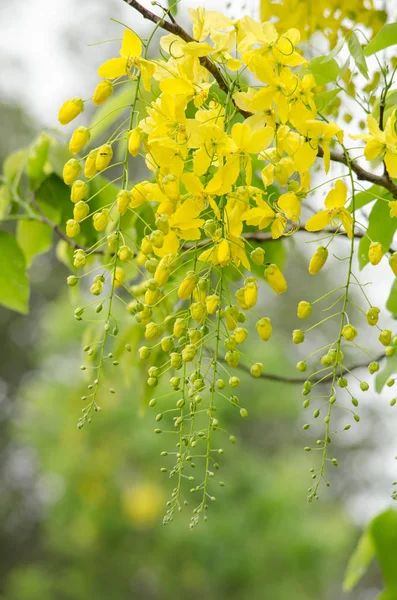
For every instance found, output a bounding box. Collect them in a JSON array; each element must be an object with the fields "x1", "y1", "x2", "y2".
[
  {"x1": 139, "y1": 346, "x2": 151, "y2": 360},
  {"x1": 250, "y1": 362, "x2": 263, "y2": 377},
  {"x1": 225, "y1": 350, "x2": 239, "y2": 368},
  {"x1": 170, "y1": 352, "x2": 182, "y2": 369},
  {"x1": 216, "y1": 379, "x2": 226, "y2": 389},
  {"x1": 292, "y1": 329, "x2": 305, "y2": 344},
  {"x1": 250, "y1": 247, "x2": 265, "y2": 266},
  {"x1": 67, "y1": 275, "x2": 78, "y2": 287},
  {"x1": 379, "y1": 329, "x2": 392, "y2": 346},
  {"x1": 297, "y1": 361, "x2": 307, "y2": 372},
  {"x1": 297, "y1": 301, "x2": 312, "y2": 319},
  {"x1": 342, "y1": 324, "x2": 358, "y2": 341},
  {"x1": 360, "y1": 381, "x2": 369, "y2": 391},
  {"x1": 366, "y1": 306, "x2": 380, "y2": 326},
  {"x1": 229, "y1": 376, "x2": 240, "y2": 387},
  {"x1": 386, "y1": 346, "x2": 395, "y2": 357},
  {"x1": 368, "y1": 361, "x2": 379, "y2": 374}
]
